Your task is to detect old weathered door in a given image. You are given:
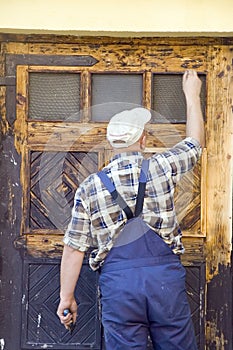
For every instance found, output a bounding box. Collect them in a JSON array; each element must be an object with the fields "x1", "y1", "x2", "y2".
[{"x1": 0, "y1": 36, "x2": 232, "y2": 350}]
